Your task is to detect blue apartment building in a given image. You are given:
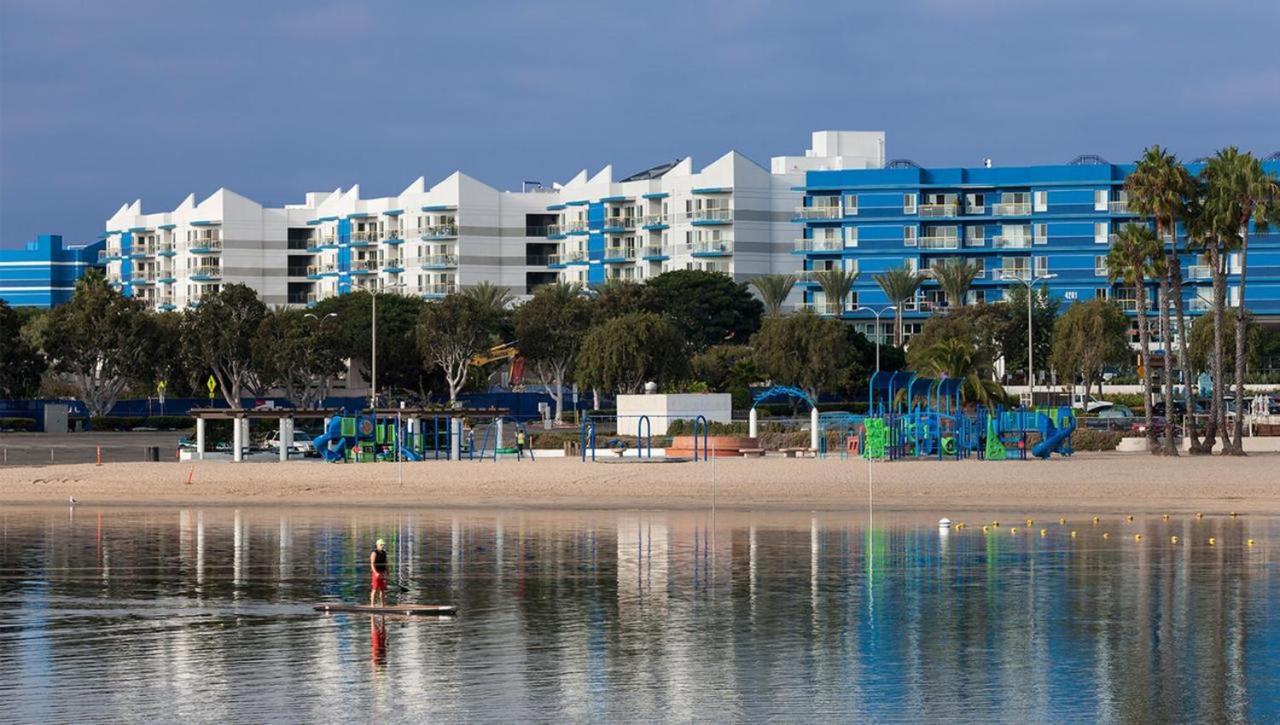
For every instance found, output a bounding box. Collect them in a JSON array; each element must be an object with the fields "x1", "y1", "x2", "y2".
[
  {"x1": 0, "y1": 234, "x2": 105, "y2": 307},
  {"x1": 793, "y1": 157, "x2": 1280, "y2": 344}
]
